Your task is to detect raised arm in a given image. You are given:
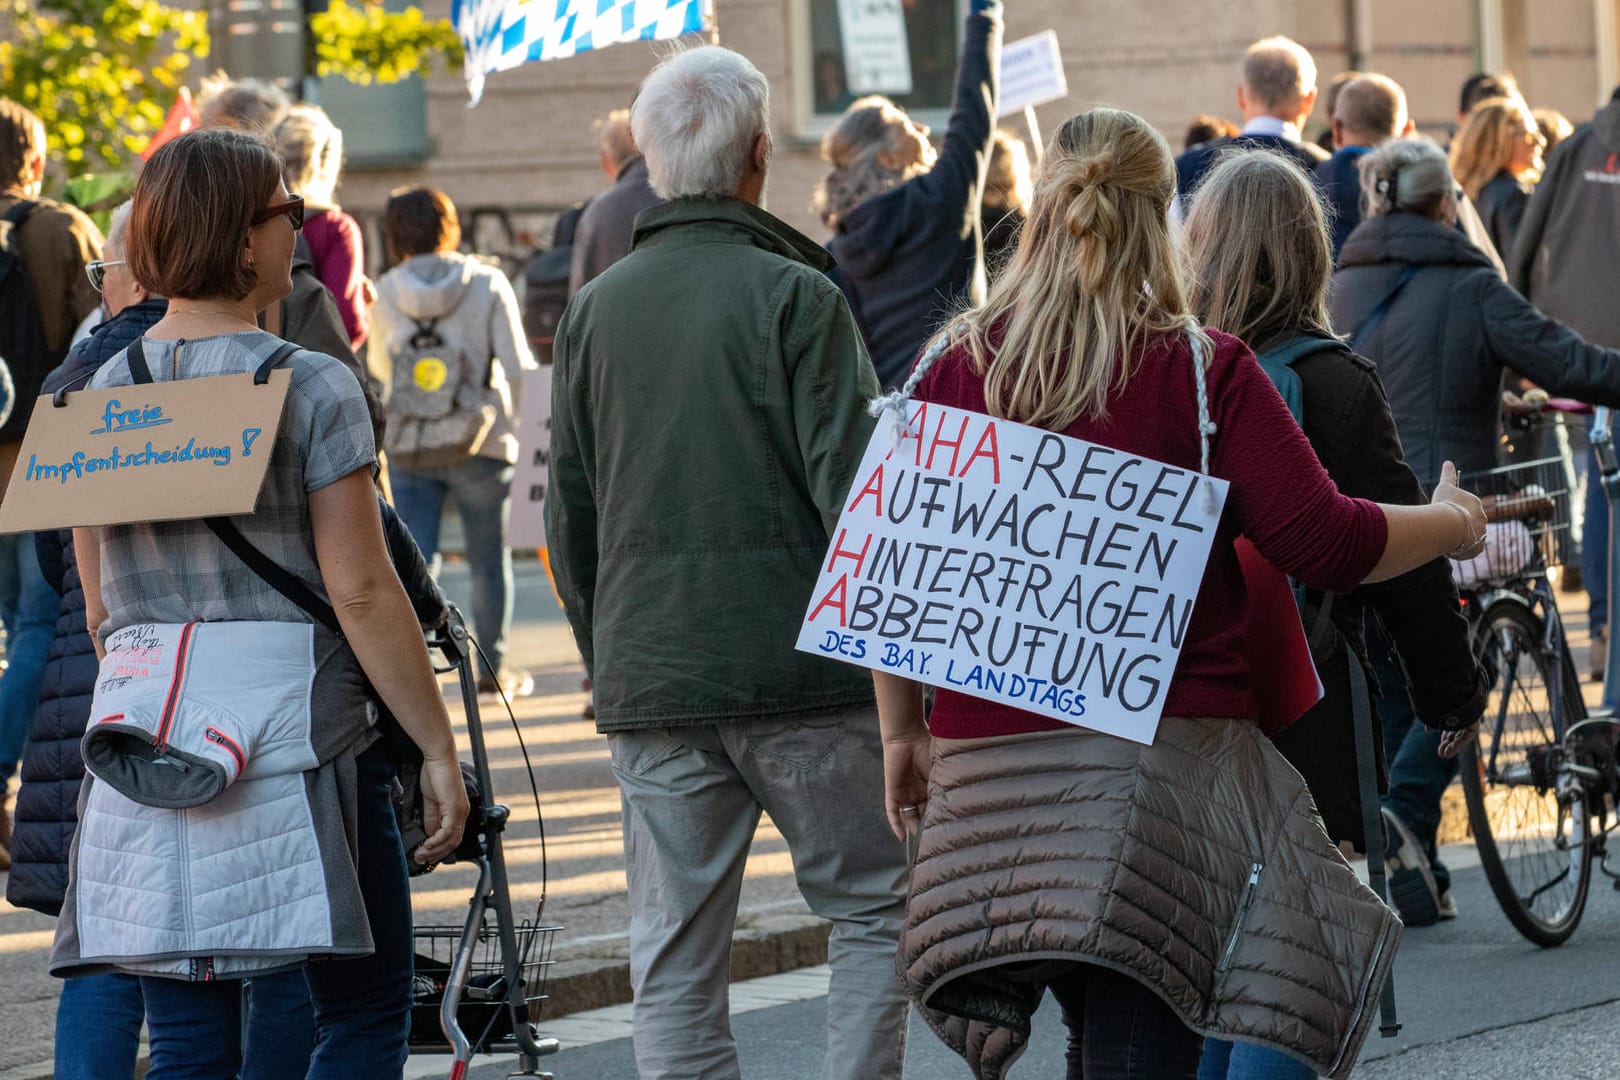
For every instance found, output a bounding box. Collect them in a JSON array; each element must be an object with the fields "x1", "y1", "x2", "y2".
[{"x1": 911, "y1": 2, "x2": 1002, "y2": 210}]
